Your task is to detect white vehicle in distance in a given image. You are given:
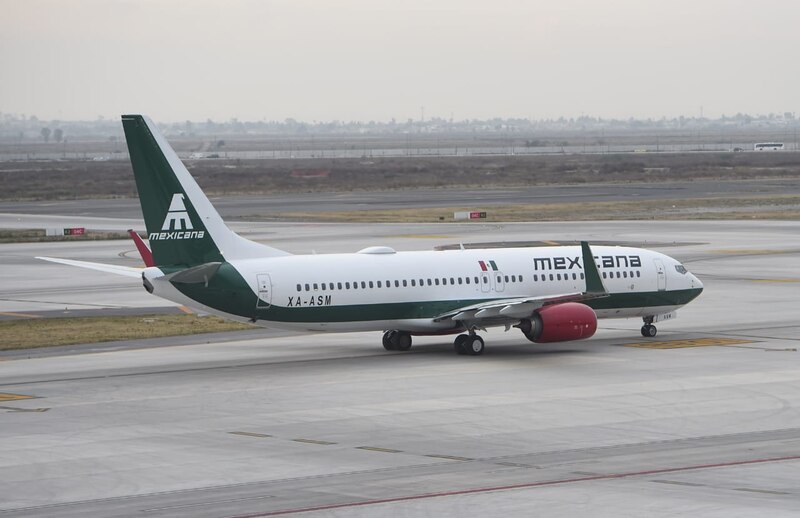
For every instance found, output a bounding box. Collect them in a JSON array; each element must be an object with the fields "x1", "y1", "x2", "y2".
[{"x1": 754, "y1": 142, "x2": 784, "y2": 151}]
